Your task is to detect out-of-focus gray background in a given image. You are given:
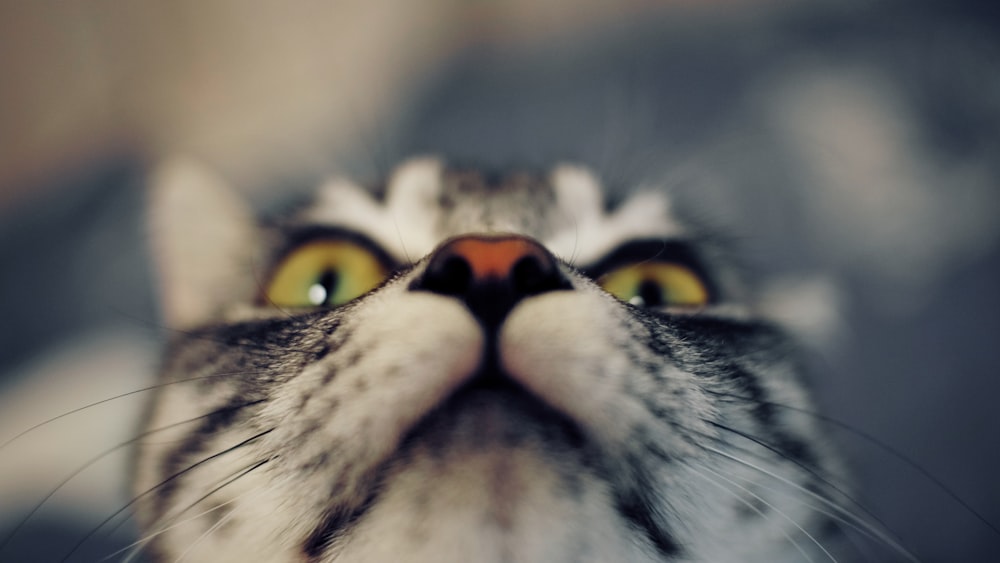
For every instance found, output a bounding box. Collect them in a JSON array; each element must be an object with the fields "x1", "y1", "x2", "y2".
[{"x1": 1, "y1": 1, "x2": 998, "y2": 561}]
